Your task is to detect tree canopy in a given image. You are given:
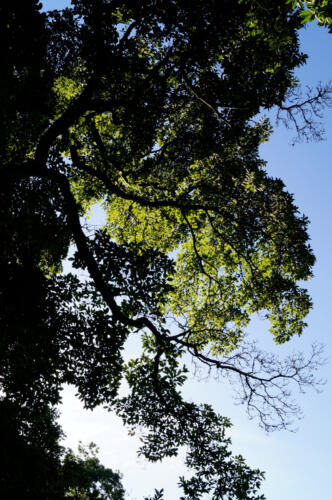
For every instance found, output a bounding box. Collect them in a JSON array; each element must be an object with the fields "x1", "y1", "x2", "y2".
[{"x1": 0, "y1": 0, "x2": 330, "y2": 498}]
